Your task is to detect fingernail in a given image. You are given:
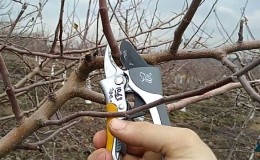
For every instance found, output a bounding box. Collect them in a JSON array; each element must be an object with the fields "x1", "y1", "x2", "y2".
[
  {"x1": 97, "y1": 152, "x2": 106, "y2": 160},
  {"x1": 110, "y1": 119, "x2": 127, "y2": 130}
]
